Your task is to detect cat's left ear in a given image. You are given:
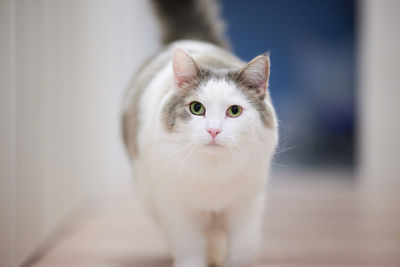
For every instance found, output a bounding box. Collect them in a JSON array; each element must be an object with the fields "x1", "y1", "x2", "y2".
[
  {"x1": 172, "y1": 48, "x2": 200, "y2": 91},
  {"x1": 237, "y1": 53, "x2": 270, "y2": 100}
]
